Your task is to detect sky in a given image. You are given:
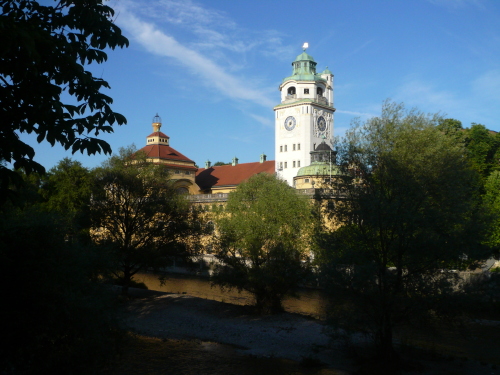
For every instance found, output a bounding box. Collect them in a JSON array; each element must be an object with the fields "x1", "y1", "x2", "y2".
[{"x1": 23, "y1": 0, "x2": 500, "y2": 171}]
